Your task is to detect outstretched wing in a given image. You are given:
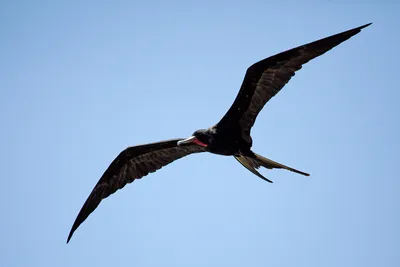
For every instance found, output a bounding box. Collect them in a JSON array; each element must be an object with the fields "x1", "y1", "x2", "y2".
[
  {"x1": 218, "y1": 23, "x2": 371, "y2": 143},
  {"x1": 67, "y1": 139, "x2": 205, "y2": 243}
]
